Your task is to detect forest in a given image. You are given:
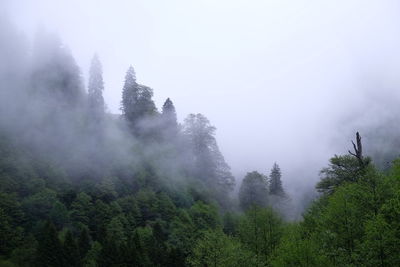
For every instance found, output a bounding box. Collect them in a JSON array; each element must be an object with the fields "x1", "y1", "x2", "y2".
[{"x1": 1, "y1": 14, "x2": 400, "y2": 267}]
